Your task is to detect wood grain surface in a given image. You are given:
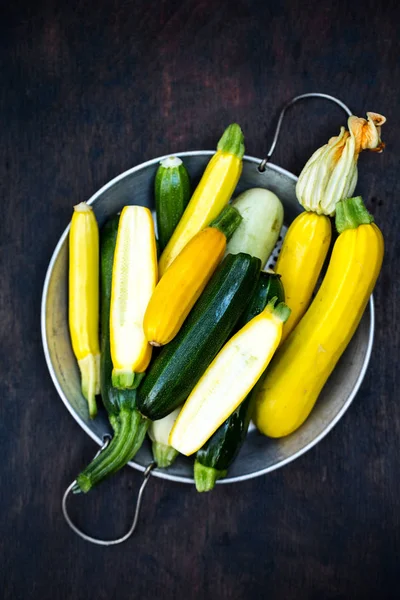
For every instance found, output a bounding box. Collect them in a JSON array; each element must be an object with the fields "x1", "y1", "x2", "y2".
[{"x1": 1, "y1": 1, "x2": 399, "y2": 598}]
